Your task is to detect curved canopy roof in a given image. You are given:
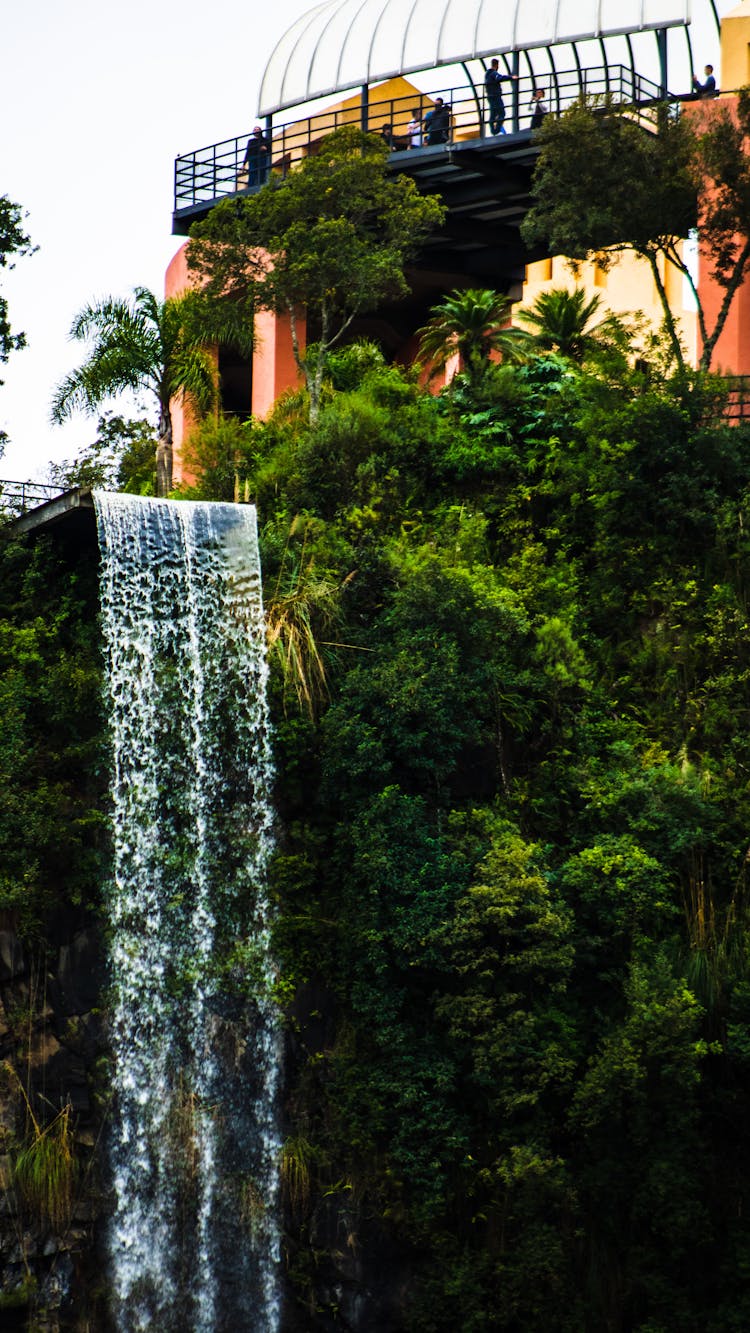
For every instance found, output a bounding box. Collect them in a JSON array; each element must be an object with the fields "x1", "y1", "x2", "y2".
[{"x1": 259, "y1": 0, "x2": 701, "y2": 115}]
